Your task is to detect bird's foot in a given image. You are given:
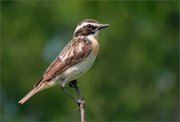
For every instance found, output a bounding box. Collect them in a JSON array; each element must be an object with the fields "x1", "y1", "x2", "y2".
[
  {"x1": 76, "y1": 97, "x2": 84, "y2": 105},
  {"x1": 75, "y1": 97, "x2": 85, "y2": 111},
  {"x1": 69, "y1": 80, "x2": 78, "y2": 88}
]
